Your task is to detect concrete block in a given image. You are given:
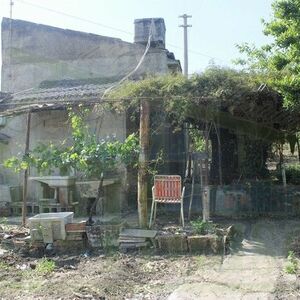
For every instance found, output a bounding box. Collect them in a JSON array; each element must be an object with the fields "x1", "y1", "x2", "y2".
[{"x1": 29, "y1": 212, "x2": 74, "y2": 242}]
